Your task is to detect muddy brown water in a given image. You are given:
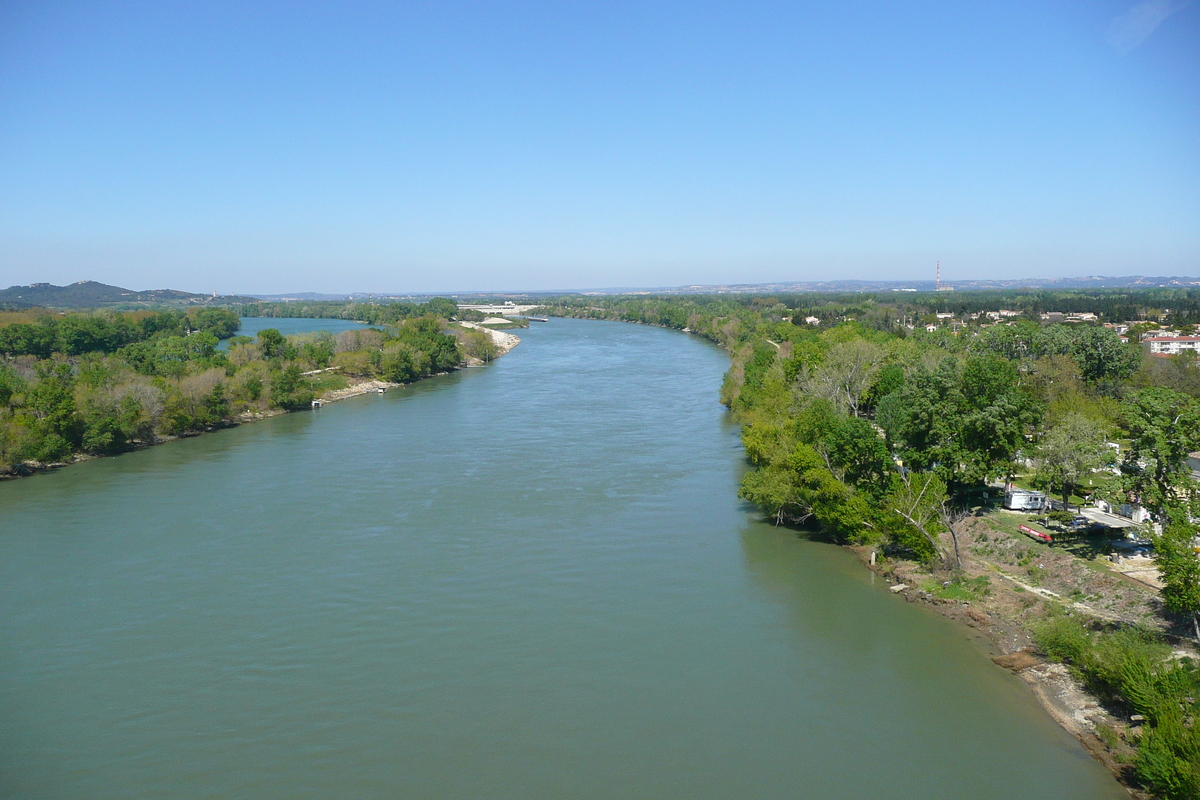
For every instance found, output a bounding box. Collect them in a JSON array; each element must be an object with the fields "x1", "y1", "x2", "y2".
[{"x1": 0, "y1": 318, "x2": 1125, "y2": 798}]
